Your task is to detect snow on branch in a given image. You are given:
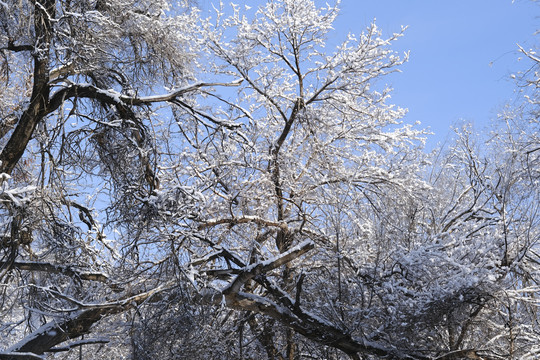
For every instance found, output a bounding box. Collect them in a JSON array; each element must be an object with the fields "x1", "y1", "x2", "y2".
[
  {"x1": 197, "y1": 216, "x2": 288, "y2": 231},
  {"x1": 0, "y1": 353, "x2": 44, "y2": 360},
  {"x1": 517, "y1": 44, "x2": 540, "y2": 64},
  {"x1": 48, "y1": 338, "x2": 109, "y2": 353},
  {"x1": 47, "y1": 80, "x2": 243, "y2": 116},
  {"x1": 221, "y1": 289, "x2": 487, "y2": 359},
  {"x1": 201, "y1": 286, "x2": 427, "y2": 360},
  {"x1": 223, "y1": 240, "x2": 315, "y2": 295},
  {"x1": 46, "y1": 80, "x2": 244, "y2": 130},
  {"x1": 198, "y1": 238, "x2": 491, "y2": 359},
  {"x1": 121, "y1": 79, "x2": 243, "y2": 105},
  {"x1": 2, "y1": 262, "x2": 108, "y2": 283}
]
